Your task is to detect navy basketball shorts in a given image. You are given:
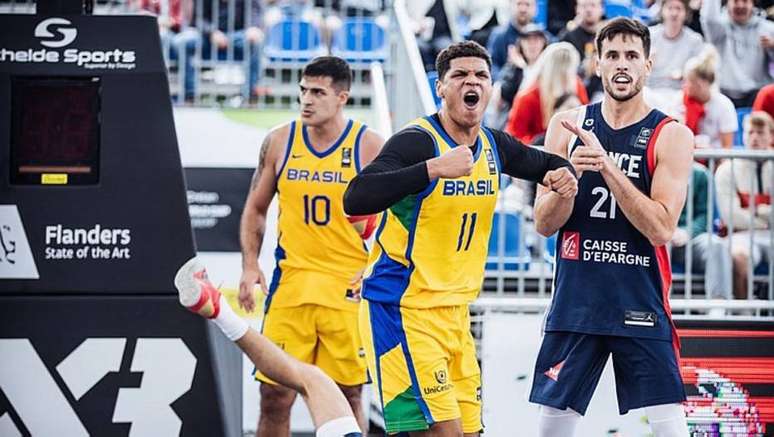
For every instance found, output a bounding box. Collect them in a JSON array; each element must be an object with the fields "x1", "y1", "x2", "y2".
[{"x1": 529, "y1": 332, "x2": 686, "y2": 415}]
